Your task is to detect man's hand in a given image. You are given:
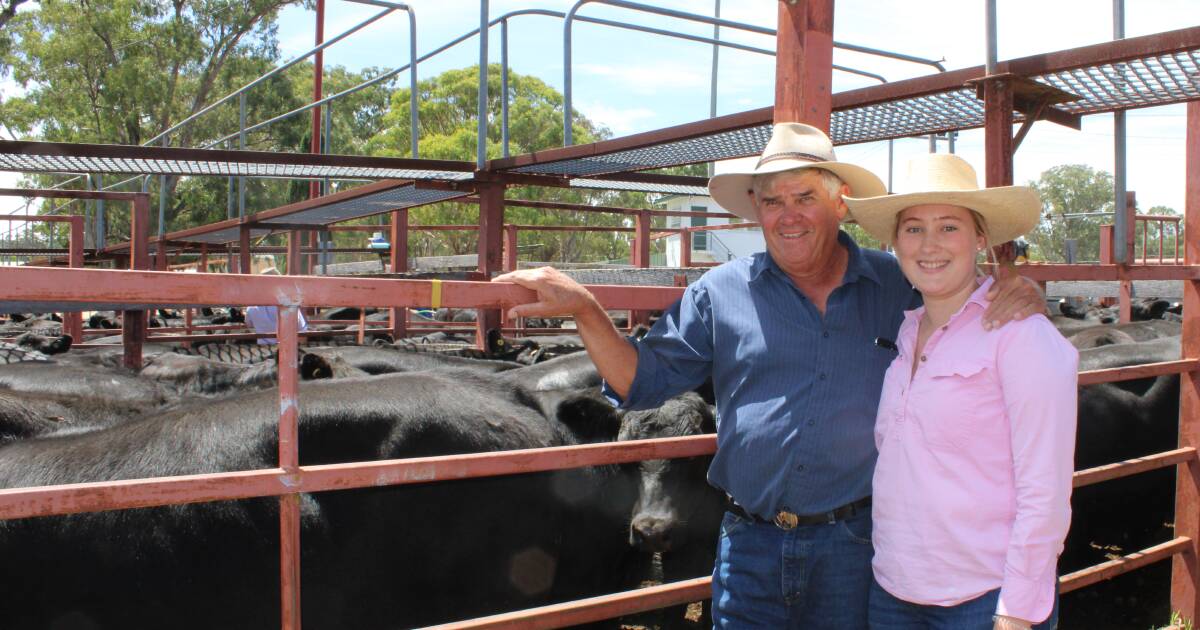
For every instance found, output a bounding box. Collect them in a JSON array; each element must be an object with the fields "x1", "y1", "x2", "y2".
[
  {"x1": 493, "y1": 267, "x2": 600, "y2": 320},
  {"x1": 983, "y1": 261, "x2": 1047, "y2": 331}
]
